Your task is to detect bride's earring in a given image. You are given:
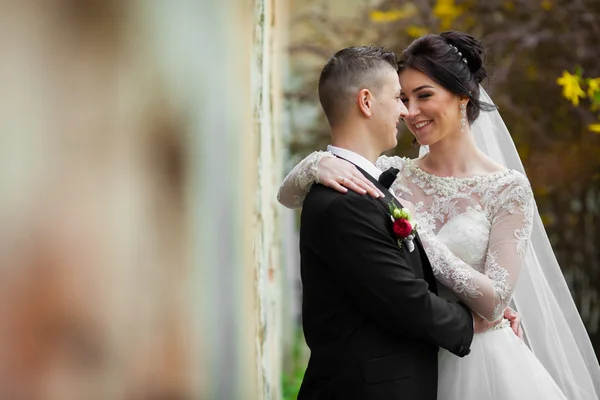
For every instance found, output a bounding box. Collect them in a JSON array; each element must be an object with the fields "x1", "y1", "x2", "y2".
[{"x1": 460, "y1": 103, "x2": 467, "y2": 132}]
